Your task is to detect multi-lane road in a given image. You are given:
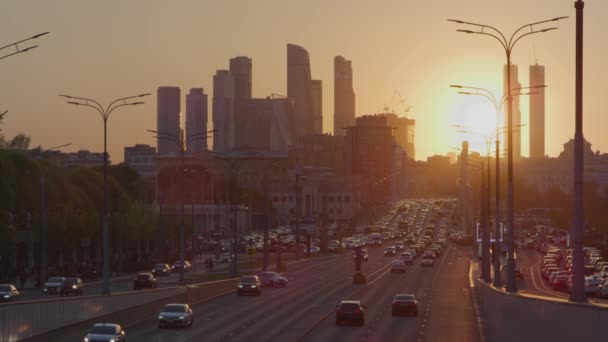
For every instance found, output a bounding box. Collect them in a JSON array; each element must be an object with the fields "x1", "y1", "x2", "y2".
[{"x1": 82, "y1": 243, "x2": 477, "y2": 342}]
